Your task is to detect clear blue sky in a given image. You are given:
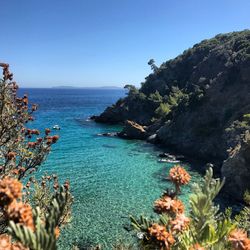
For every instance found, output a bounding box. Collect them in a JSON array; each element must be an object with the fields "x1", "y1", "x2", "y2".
[{"x1": 1, "y1": 0, "x2": 250, "y2": 87}]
